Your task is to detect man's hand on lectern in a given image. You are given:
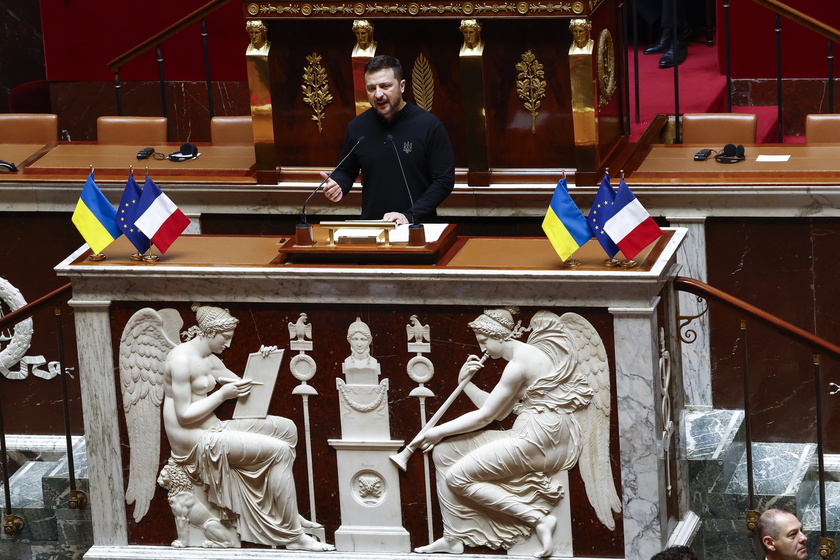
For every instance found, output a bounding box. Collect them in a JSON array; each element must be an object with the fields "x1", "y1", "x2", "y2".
[
  {"x1": 383, "y1": 212, "x2": 409, "y2": 225},
  {"x1": 321, "y1": 172, "x2": 343, "y2": 202}
]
